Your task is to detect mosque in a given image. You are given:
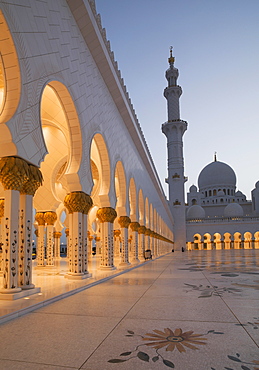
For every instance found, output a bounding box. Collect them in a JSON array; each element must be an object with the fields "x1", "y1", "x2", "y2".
[
  {"x1": 0, "y1": 0, "x2": 258, "y2": 300},
  {"x1": 185, "y1": 158, "x2": 259, "y2": 250}
]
